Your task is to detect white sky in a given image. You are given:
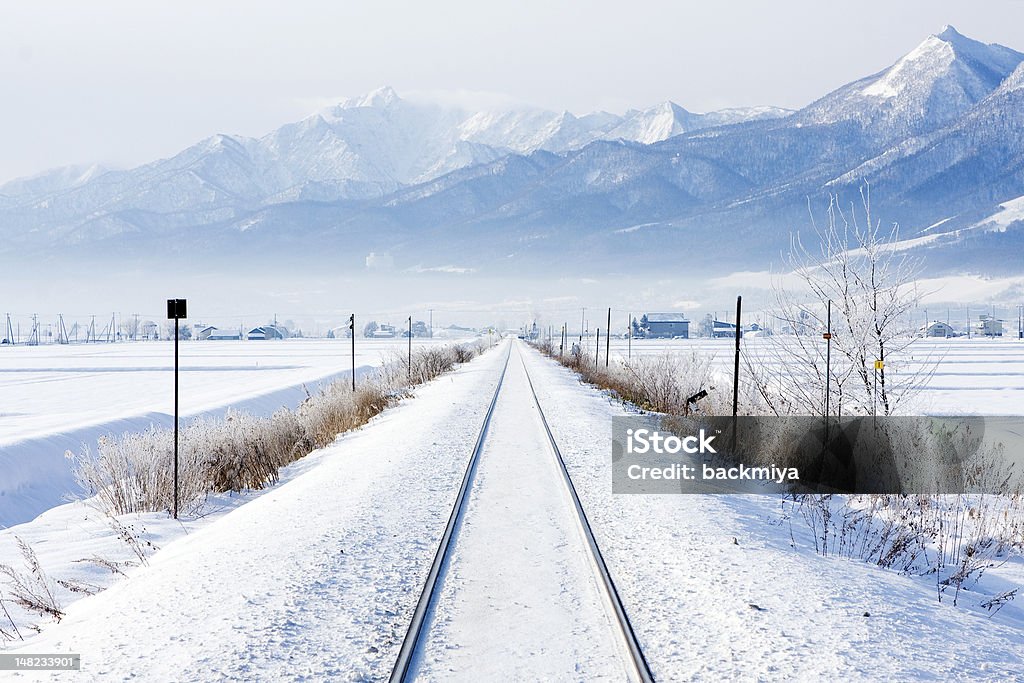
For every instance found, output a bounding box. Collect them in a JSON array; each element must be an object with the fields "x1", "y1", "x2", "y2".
[{"x1": 1, "y1": 0, "x2": 1023, "y2": 182}]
